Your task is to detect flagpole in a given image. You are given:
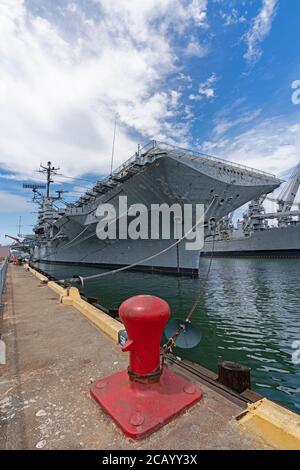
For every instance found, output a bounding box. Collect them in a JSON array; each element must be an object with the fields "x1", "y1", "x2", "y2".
[{"x1": 110, "y1": 113, "x2": 118, "y2": 176}]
